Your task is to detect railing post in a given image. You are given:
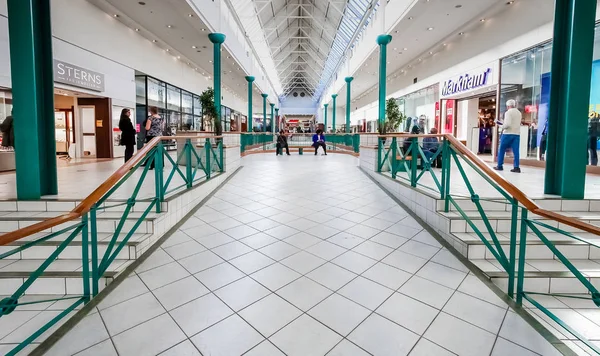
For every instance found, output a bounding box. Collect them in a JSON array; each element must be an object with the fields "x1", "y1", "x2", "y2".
[
  {"x1": 219, "y1": 139, "x2": 224, "y2": 173},
  {"x1": 391, "y1": 137, "x2": 397, "y2": 179},
  {"x1": 185, "y1": 139, "x2": 192, "y2": 189},
  {"x1": 516, "y1": 208, "x2": 529, "y2": 306},
  {"x1": 377, "y1": 138, "x2": 383, "y2": 173},
  {"x1": 154, "y1": 142, "x2": 164, "y2": 213},
  {"x1": 90, "y1": 206, "x2": 99, "y2": 296},
  {"x1": 81, "y1": 213, "x2": 90, "y2": 302},
  {"x1": 443, "y1": 139, "x2": 451, "y2": 212},
  {"x1": 410, "y1": 139, "x2": 418, "y2": 187},
  {"x1": 205, "y1": 138, "x2": 211, "y2": 179},
  {"x1": 508, "y1": 199, "x2": 518, "y2": 299}
]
